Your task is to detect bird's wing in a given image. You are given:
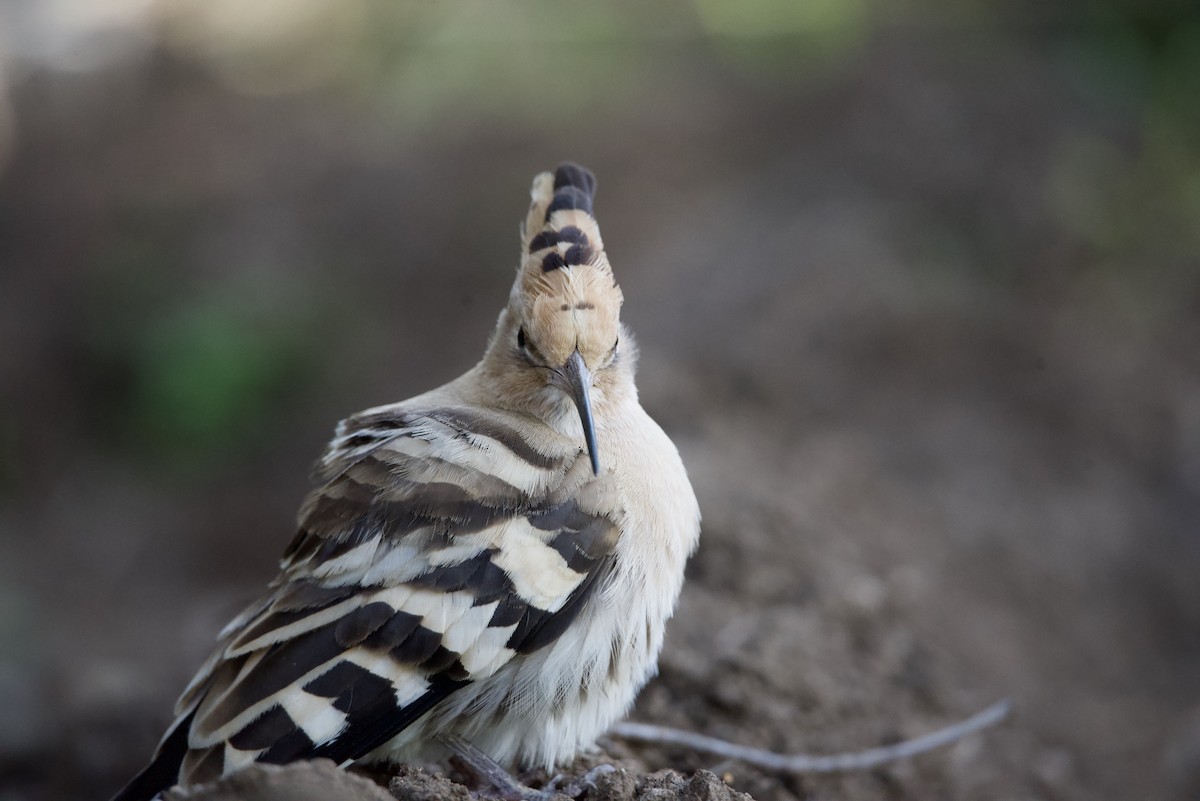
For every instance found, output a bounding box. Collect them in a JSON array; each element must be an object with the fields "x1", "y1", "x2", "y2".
[{"x1": 115, "y1": 406, "x2": 619, "y2": 798}]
